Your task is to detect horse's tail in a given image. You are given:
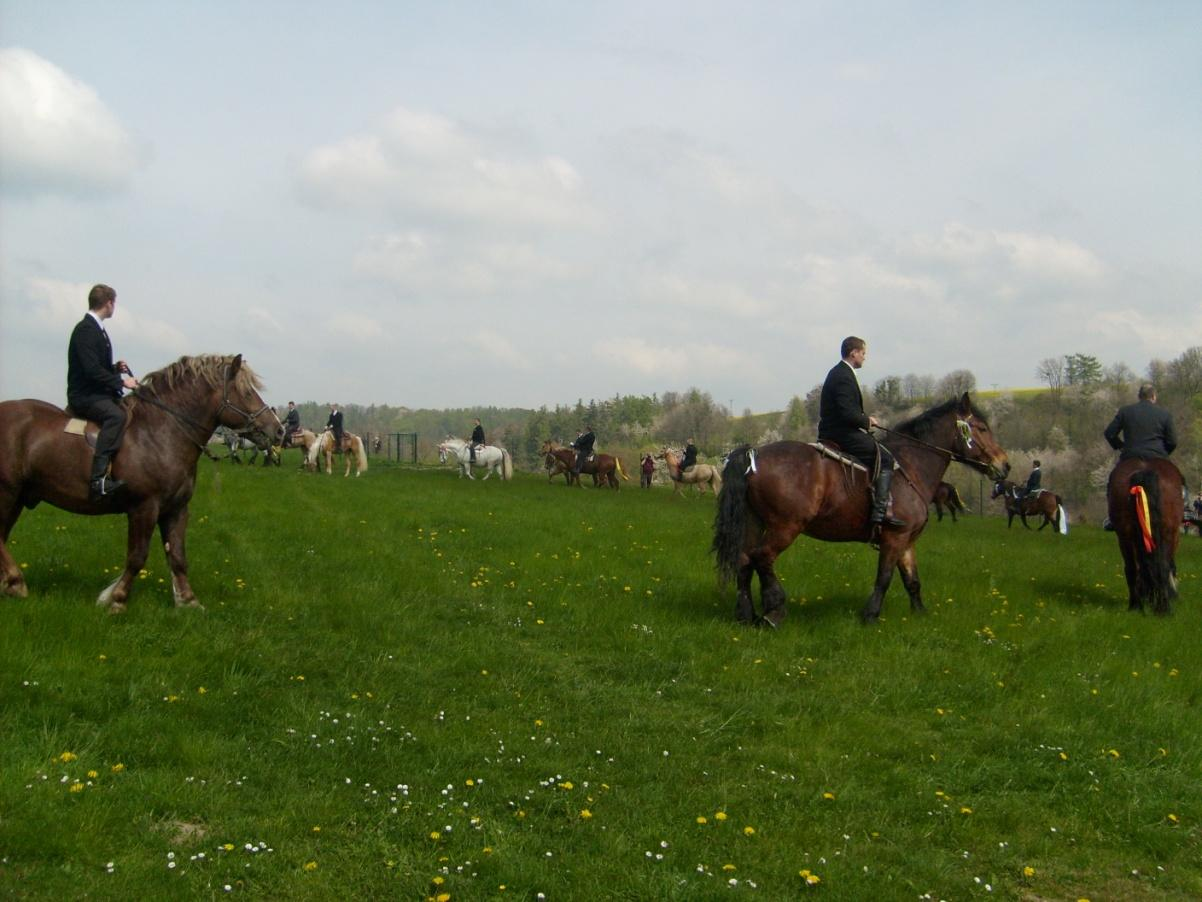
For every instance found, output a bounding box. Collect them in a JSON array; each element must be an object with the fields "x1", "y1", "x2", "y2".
[
  {"x1": 354, "y1": 436, "x2": 368, "y2": 473},
  {"x1": 502, "y1": 448, "x2": 513, "y2": 480},
  {"x1": 1129, "y1": 471, "x2": 1175, "y2": 612},
  {"x1": 712, "y1": 445, "x2": 752, "y2": 586},
  {"x1": 950, "y1": 484, "x2": 966, "y2": 511},
  {"x1": 1054, "y1": 495, "x2": 1067, "y2": 534},
  {"x1": 615, "y1": 456, "x2": 629, "y2": 480}
]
